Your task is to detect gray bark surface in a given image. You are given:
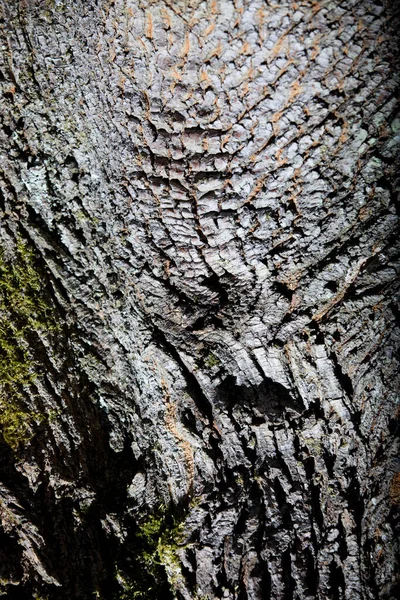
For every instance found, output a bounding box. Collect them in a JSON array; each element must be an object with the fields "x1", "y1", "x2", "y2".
[{"x1": 0, "y1": 1, "x2": 399, "y2": 599}]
